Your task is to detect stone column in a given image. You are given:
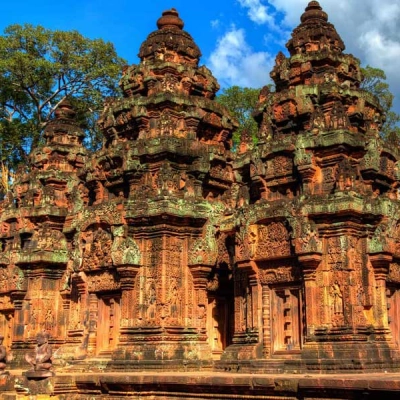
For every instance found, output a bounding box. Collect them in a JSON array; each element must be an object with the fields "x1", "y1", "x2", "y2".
[
  {"x1": 261, "y1": 285, "x2": 271, "y2": 358},
  {"x1": 248, "y1": 272, "x2": 258, "y2": 331},
  {"x1": 188, "y1": 265, "x2": 211, "y2": 333},
  {"x1": 298, "y1": 253, "x2": 322, "y2": 338},
  {"x1": 369, "y1": 253, "x2": 392, "y2": 331},
  {"x1": 117, "y1": 265, "x2": 140, "y2": 328},
  {"x1": 87, "y1": 293, "x2": 98, "y2": 356}
]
